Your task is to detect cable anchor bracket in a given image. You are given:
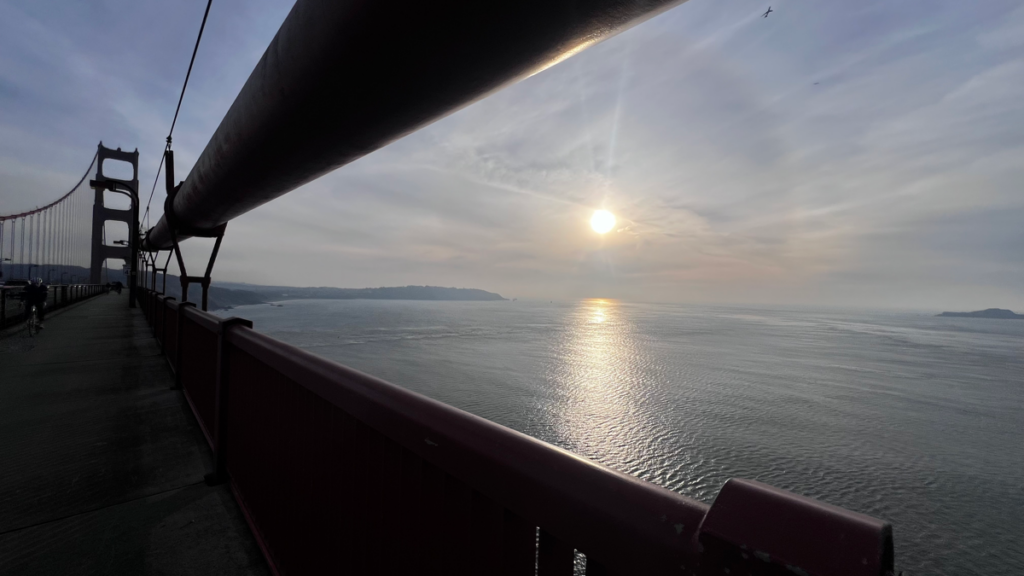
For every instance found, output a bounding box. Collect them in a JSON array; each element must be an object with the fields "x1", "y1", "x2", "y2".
[{"x1": 163, "y1": 182, "x2": 226, "y2": 312}]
